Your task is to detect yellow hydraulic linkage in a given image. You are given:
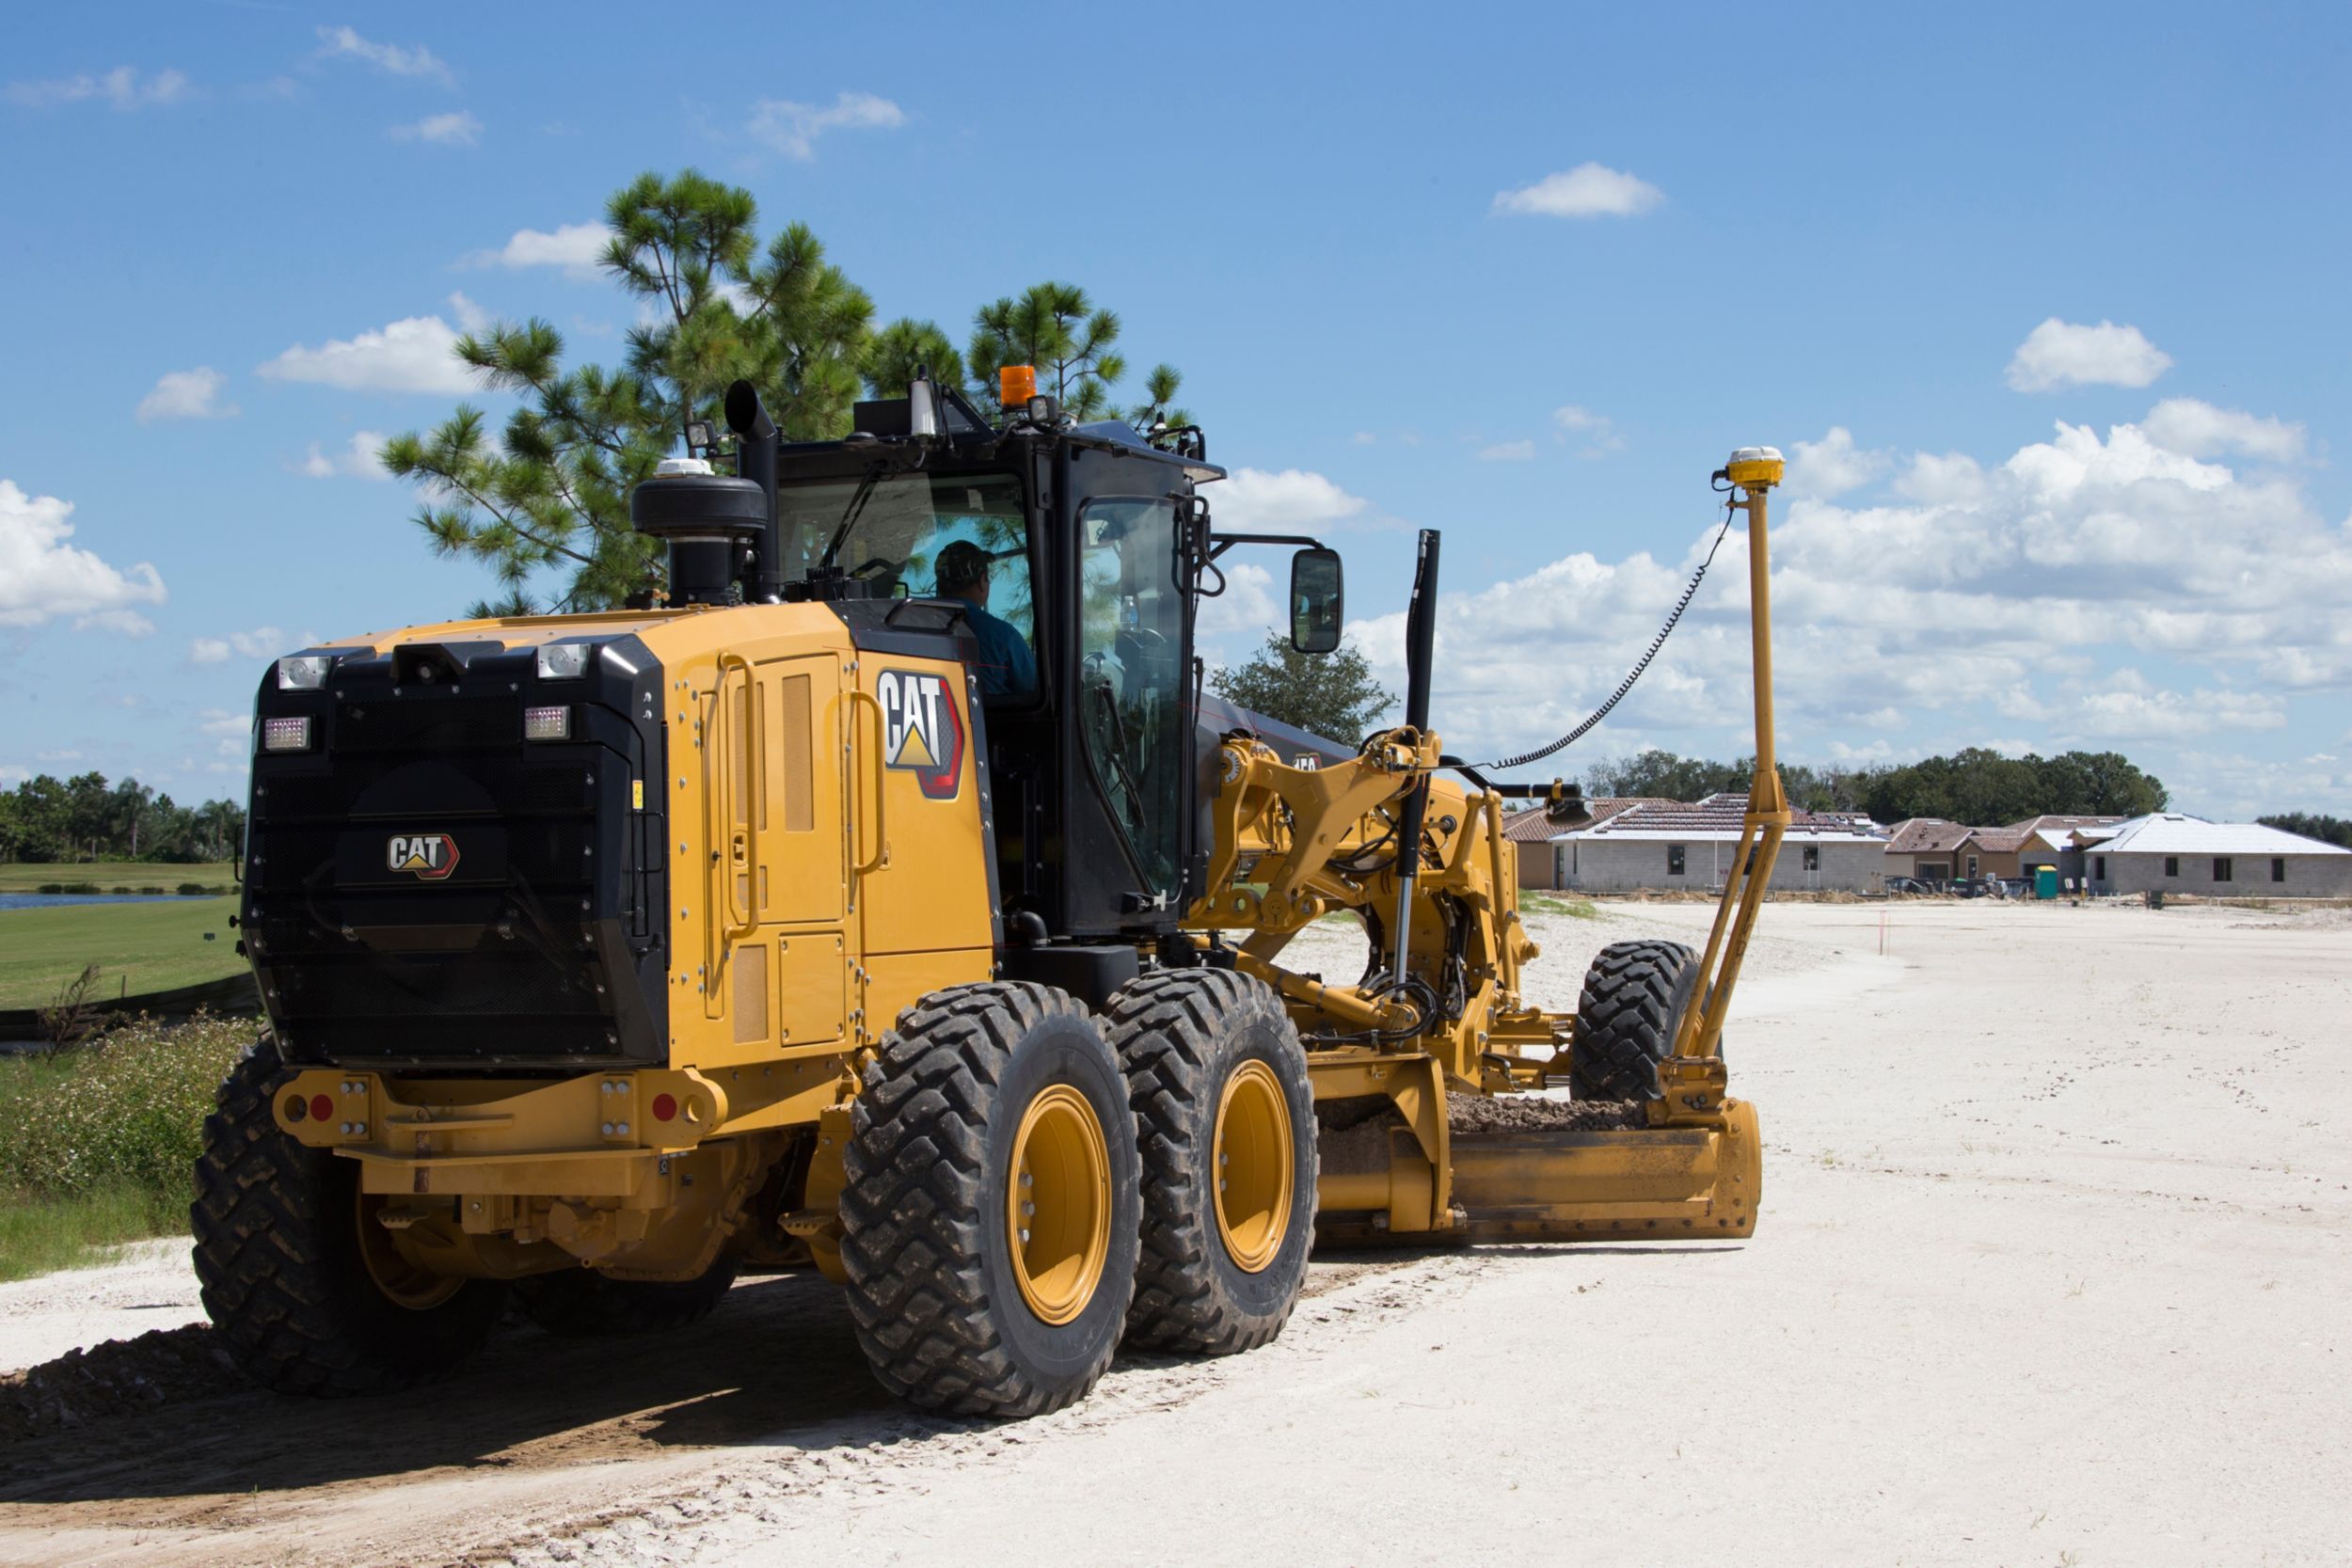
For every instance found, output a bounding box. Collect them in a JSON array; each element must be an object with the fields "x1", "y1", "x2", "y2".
[
  {"x1": 1185, "y1": 447, "x2": 1783, "y2": 1244},
  {"x1": 1656, "y1": 447, "x2": 1787, "y2": 1127}
]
